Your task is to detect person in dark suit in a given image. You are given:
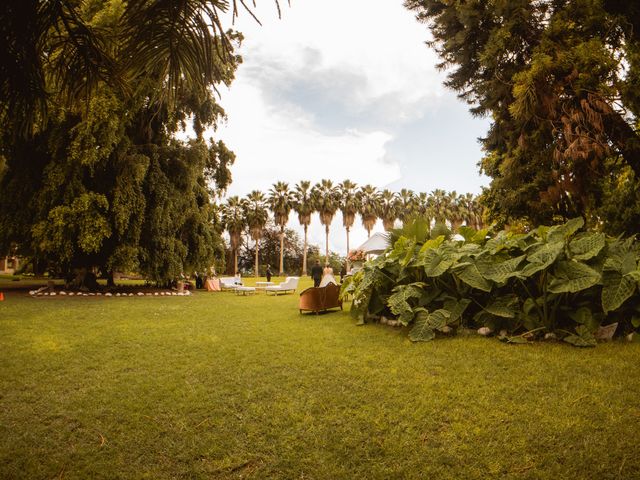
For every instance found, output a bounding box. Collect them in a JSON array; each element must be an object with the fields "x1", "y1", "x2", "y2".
[
  {"x1": 311, "y1": 260, "x2": 323, "y2": 287},
  {"x1": 266, "y1": 265, "x2": 272, "y2": 282}
]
